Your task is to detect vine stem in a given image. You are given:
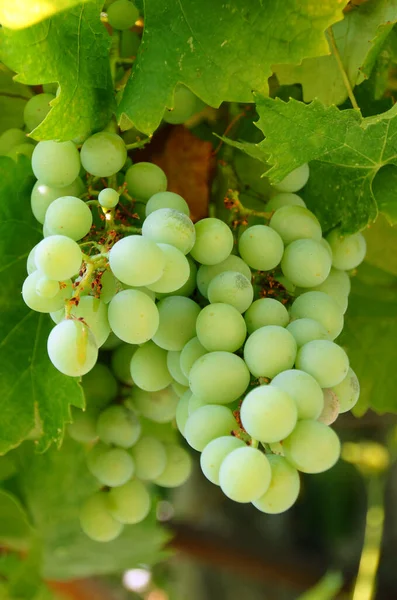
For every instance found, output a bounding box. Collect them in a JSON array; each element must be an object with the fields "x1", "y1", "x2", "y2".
[
  {"x1": 116, "y1": 224, "x2": 142, "y2": 234},
  {"x1": 125, "y1": 138, "x2": 152, "y2": 150},
  {"x1": 327, "y1": 27, "x2": 360, "y2": 110}
]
